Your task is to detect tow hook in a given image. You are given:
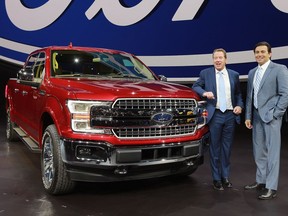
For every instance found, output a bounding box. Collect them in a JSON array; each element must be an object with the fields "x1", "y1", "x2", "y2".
[
  {"x1": 186, "y1": 160, "x2": 194, "y2": 166},
  {"x1": 114, "y1": 167, "x2": 128, "y2": 175}
]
